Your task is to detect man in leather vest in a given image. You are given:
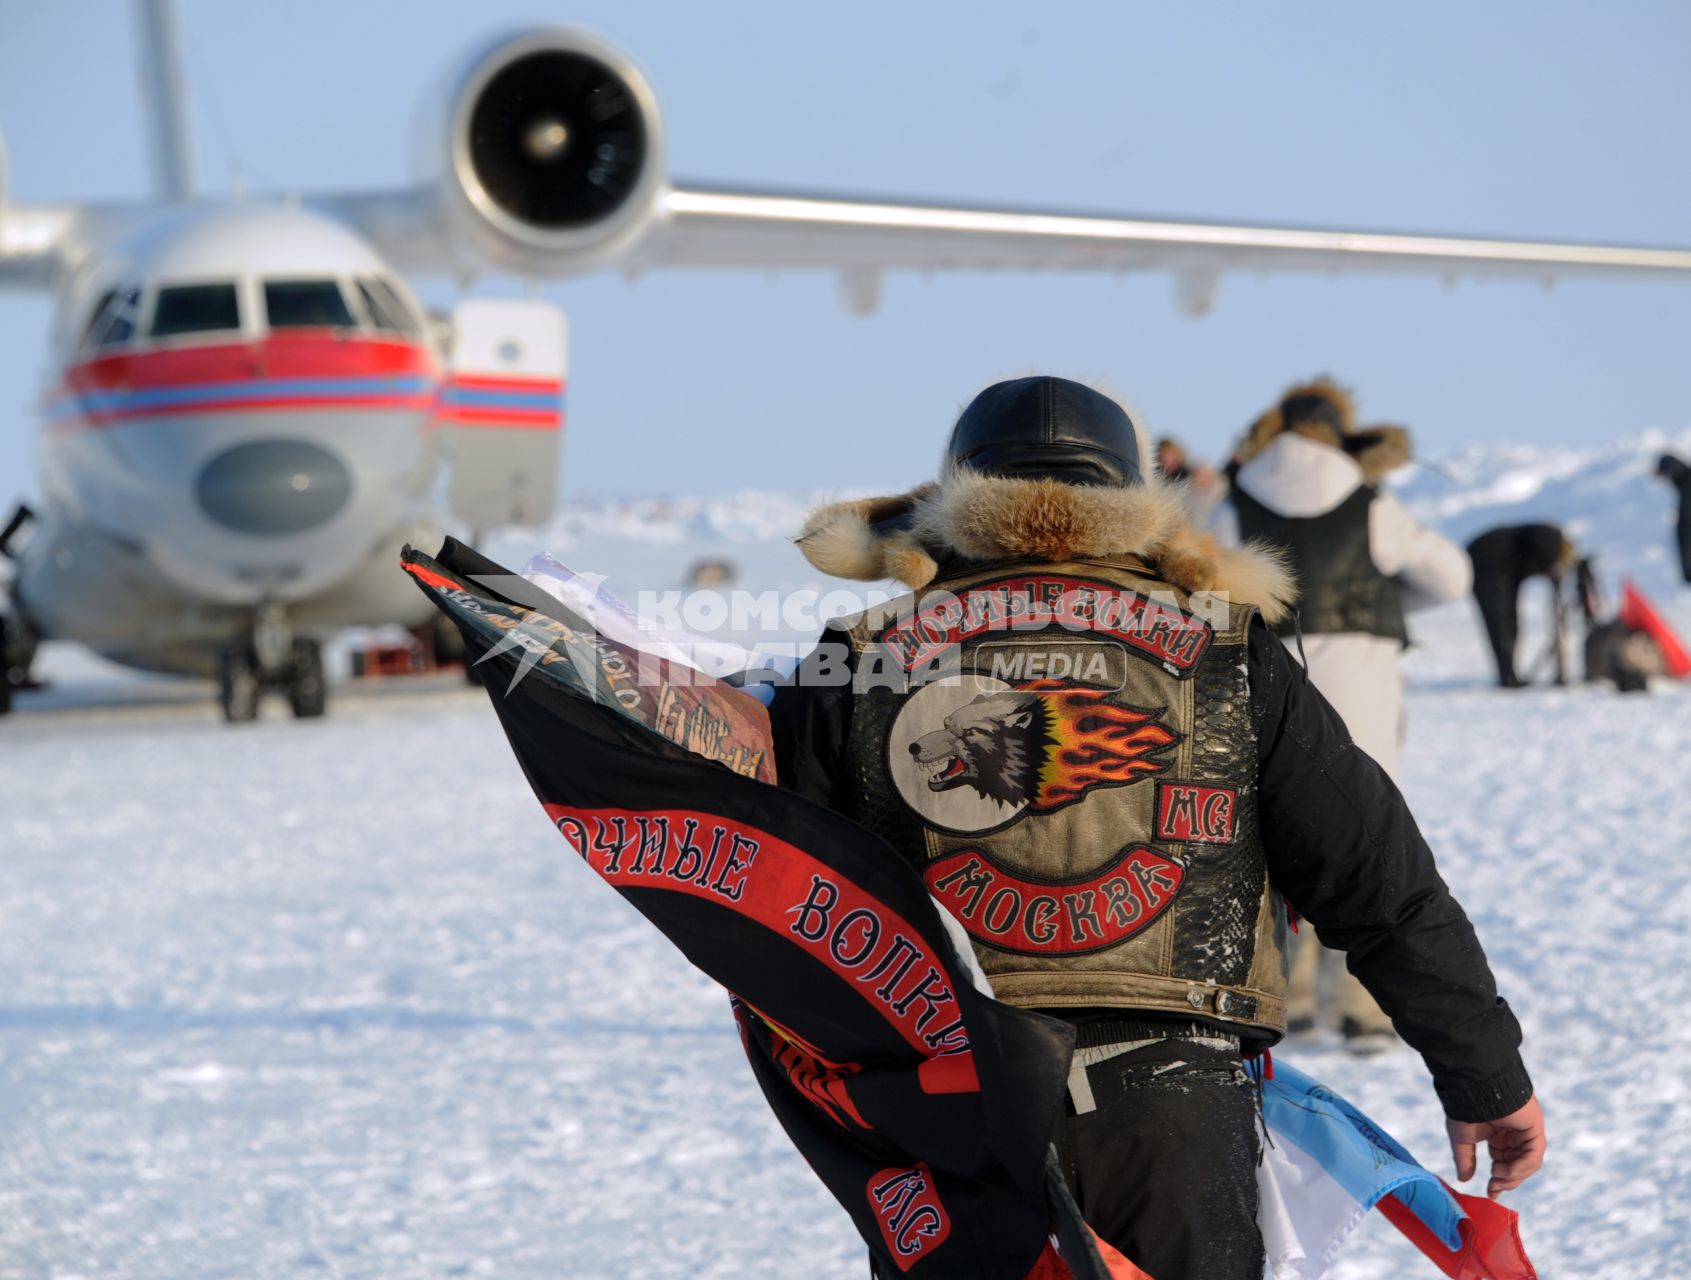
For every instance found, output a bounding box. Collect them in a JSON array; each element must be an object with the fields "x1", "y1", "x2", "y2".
[
  {"x1": 769, "y1": 377, "x2": 1542, "y2": 1280},
  {"x1": 1217, "y1": 379, "x2": 1470, "y2": 1051}
]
